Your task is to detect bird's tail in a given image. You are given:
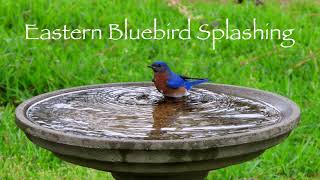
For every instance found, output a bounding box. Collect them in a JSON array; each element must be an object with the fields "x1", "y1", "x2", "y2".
[{"x1": 185, "y1": 79, "x2": 208, "y2": 90}]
